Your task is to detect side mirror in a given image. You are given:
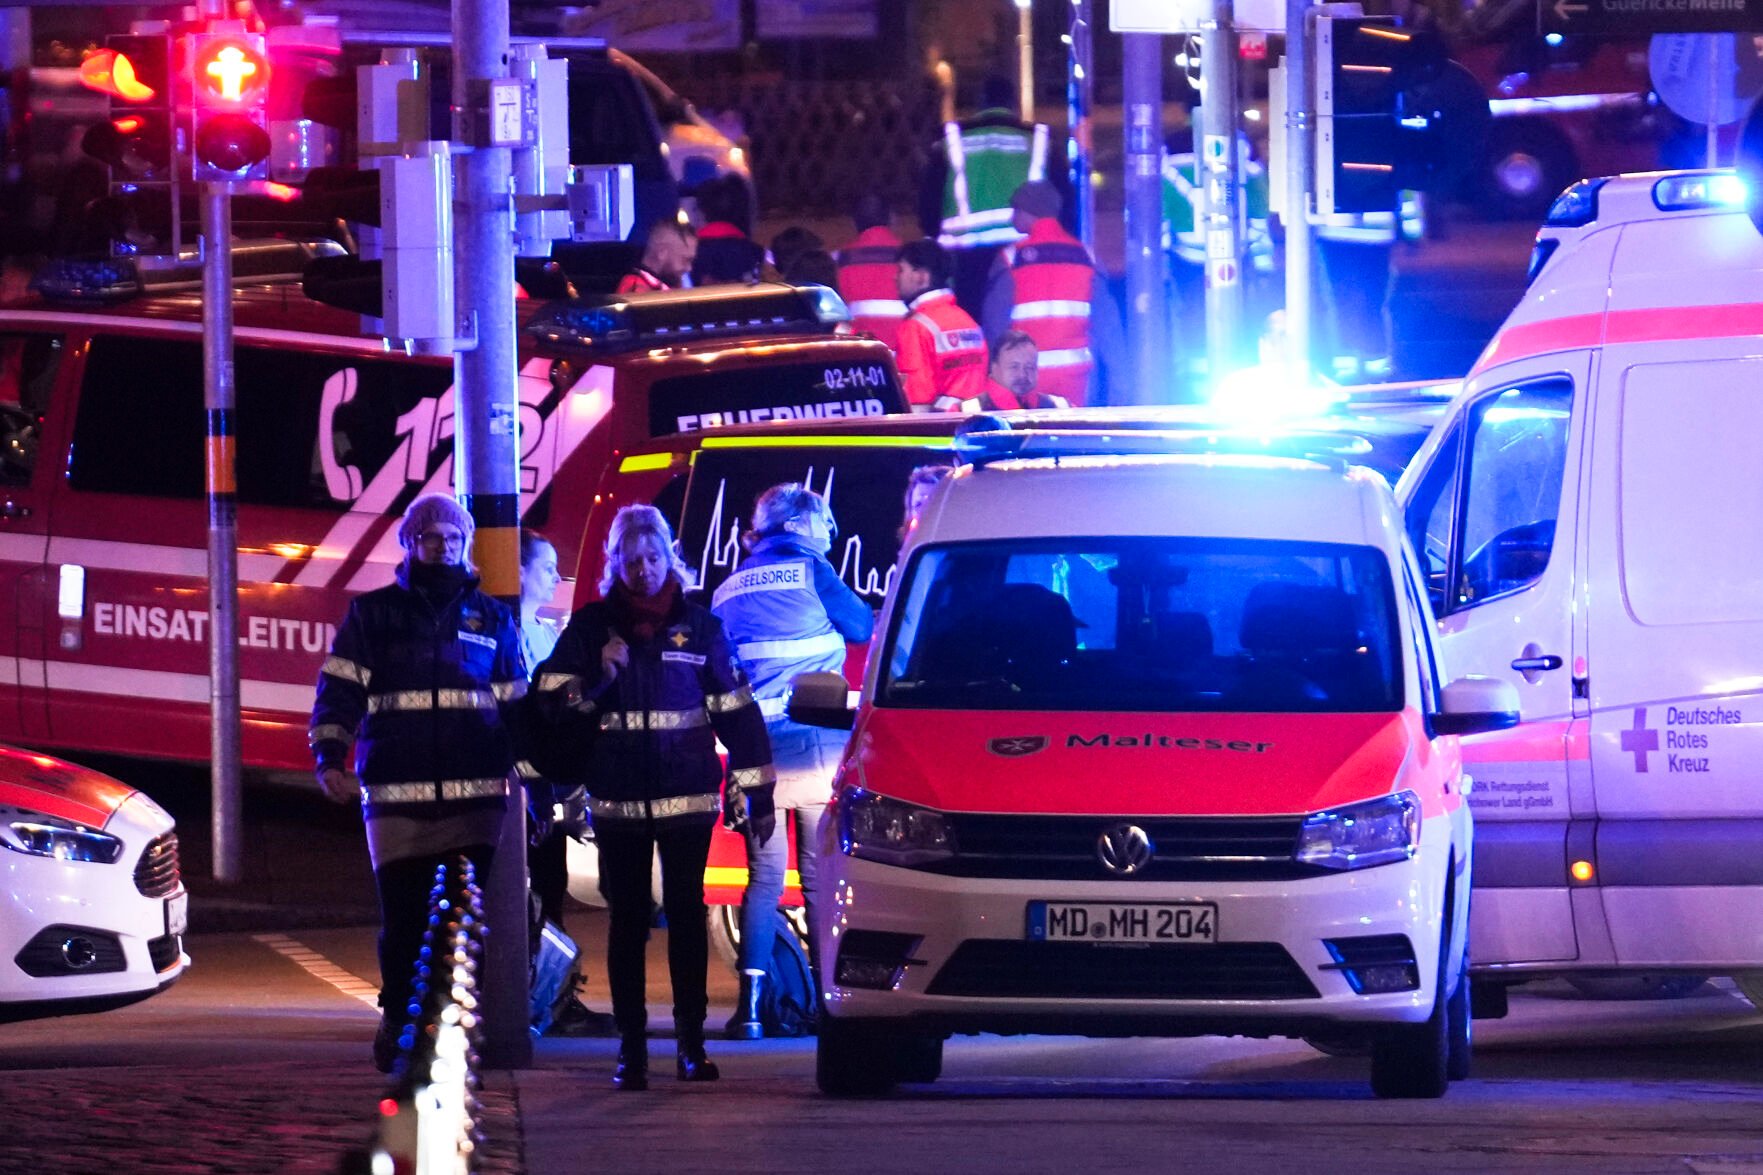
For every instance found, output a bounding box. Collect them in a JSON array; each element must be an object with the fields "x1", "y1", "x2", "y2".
[
  {"x1": 1432, "y1": 675, "x2": 1521, "y2": 736},
  {"x1": 787, "y1": 670, "x2": 855, "y2": 731}
]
